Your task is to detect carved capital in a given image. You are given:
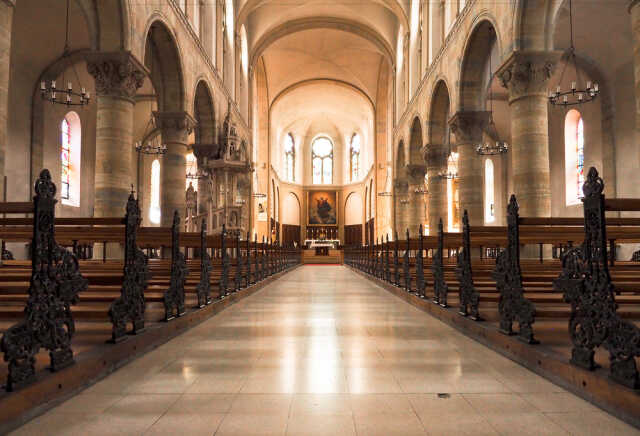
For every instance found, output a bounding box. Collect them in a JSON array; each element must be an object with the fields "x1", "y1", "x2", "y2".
[
  {"x1": 406, "y1": 164, "x2": 427, "y2": 181},
  {"x1": 153, "y1": 111, "x2": 197, "y2": 136},
  {"x1": 86, "y1": 51, "x2": 147, "y2": 100},
  {"x1": 449, "y1": 111, "x2": 490, "y2": 143},
  {"x1": 629, "y1": 0, "x2": 640, "y2": 12},
  {"x1": 496, "y1": 50, "x2": 562, "y2": 101},
  {"x1": 1, "y1": 0, "x2": 16, "y2": 7},
  {"x1": 422, "y1": 144, "x2": 448, "y2": 166}
]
